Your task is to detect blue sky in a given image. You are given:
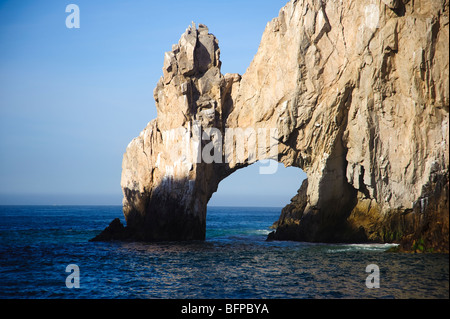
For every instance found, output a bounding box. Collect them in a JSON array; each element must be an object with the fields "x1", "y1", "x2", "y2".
[{"x1": 0, "y1": 0, "x2": 306, "y2": 206}]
